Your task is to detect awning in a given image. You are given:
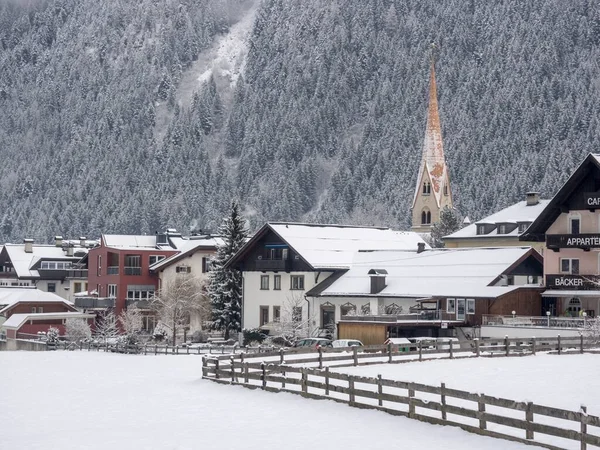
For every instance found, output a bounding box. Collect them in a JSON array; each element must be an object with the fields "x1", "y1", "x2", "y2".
[{"x1": 542, "y1": 290, "x2": 600, "y2": 298}]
